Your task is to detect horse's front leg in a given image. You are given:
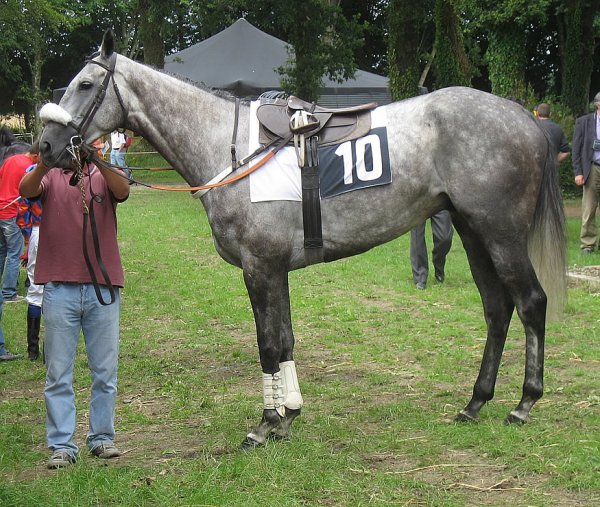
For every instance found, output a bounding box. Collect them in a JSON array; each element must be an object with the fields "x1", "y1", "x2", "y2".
[
  {"x1": 241, "y1": 268, "x2": 303, "y2": 448},
  {"x1": 269, "y1": 274, "x2": 302, "y2": 440}
]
